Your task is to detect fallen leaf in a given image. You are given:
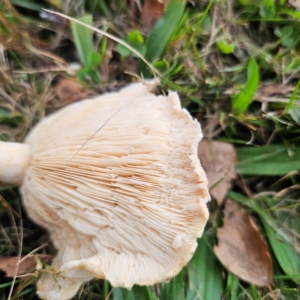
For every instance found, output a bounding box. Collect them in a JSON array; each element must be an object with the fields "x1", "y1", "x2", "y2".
[
  {"x1": 53, "y1": 77, "x2": 93, "y2": 107},
  {"x1": 256, "y1": 84, "x2": 295, "y2": 97},
  {"x1": 214, "y1": 200, "x2": 272, "y2": 287},
  {"x1": 198, "y1": 139, "x2": 237, "y2": 205},
  {"x1": 141, "y1": 0, "x2": 165, "y2": 28},
  {"x1": 0, "y1": 255, "x2": 54, "y2": 277}
]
